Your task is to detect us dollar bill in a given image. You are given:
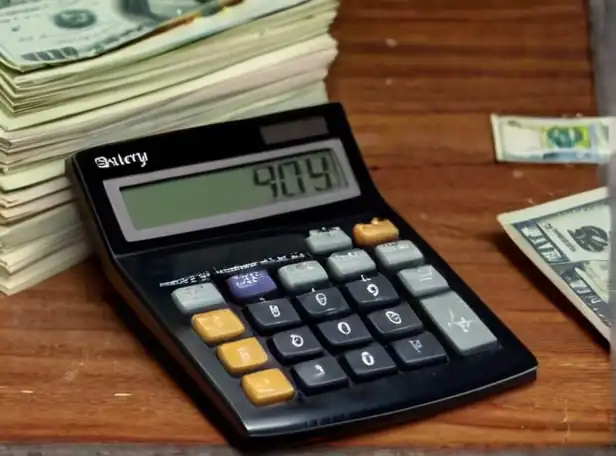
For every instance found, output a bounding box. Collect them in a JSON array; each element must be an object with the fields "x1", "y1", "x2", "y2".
[
  {"x1": 491, "y1": 114, "x2": 616, "y2": 164},
  {"x1": 497, "y1": 187, "x2": 610, "y2": 341},
  {"x1": 0, "y1": 0, "x2": 242, "y2": 71}
]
